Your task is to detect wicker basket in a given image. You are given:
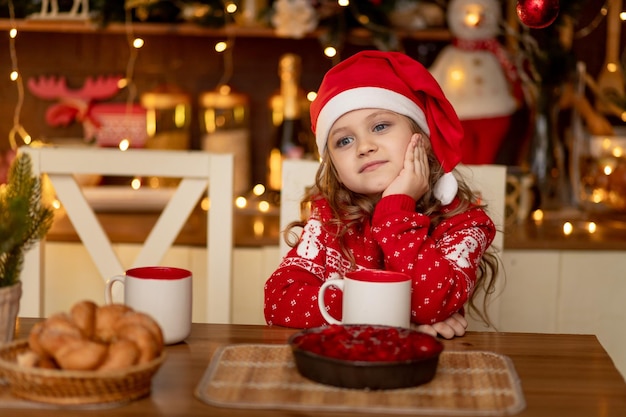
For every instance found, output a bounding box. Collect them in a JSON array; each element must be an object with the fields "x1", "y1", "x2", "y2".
[{"x1": 0, "y1": 339, "x2": 166, "y2": 405}]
